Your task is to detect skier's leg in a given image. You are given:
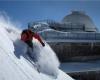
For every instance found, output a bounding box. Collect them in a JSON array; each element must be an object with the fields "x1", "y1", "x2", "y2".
[
  {"x1": 27, "y1": 47, "x2": 33, "y2": 59},
  {"x1": 26, "y1": 41, "x2": 37, "y2": 62},
  {"x1": 27, "y1": 46, "x2": 40, "y2": 72},
  {"x1": 25, "y1": 40, "x2": 33, "y2": 57}
]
